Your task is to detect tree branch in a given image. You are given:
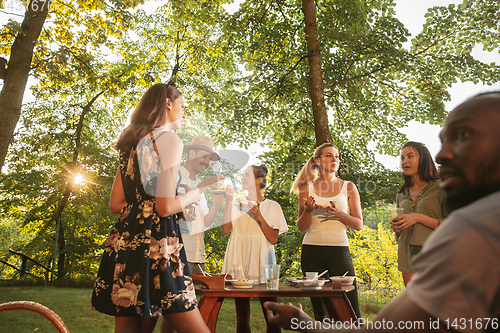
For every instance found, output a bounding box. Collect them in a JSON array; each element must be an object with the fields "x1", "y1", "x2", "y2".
[
  {"x1": 277, "y1": 54, "x2": 307, "y2": 88},
  {"x1": 327, "y1": 31, "x2": 457, "y2": 90},
  {"x1": 275, "y1": 0, "x2": 289, "y2": 23},
  {"x1": 368, "y1": 74, "x2": 410, "y2": 99},
  {"x1": 345, "y1": 87, "x2": 362, "y2": 115},
  {"x1": 250, "y1": 54, "x2": 307, "y2": 105},
  {"x1": 73, "y1": 89, "x2": 107, "y2": 158}
]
